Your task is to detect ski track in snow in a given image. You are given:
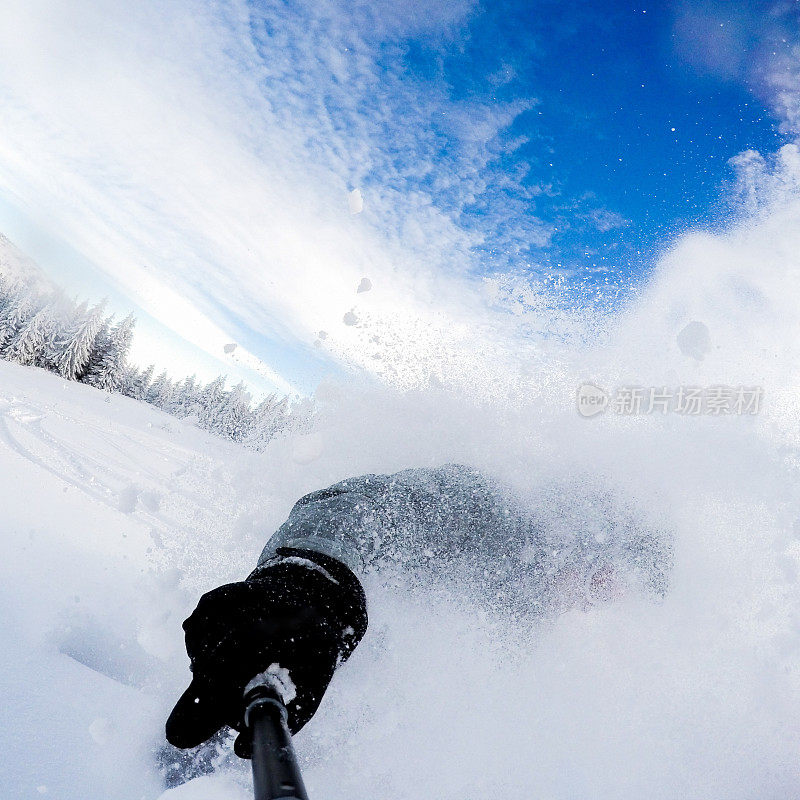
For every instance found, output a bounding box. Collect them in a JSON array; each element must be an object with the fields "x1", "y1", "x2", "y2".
[
  {"x1": 0, "y1": 377, "x2": 269, "y2": 572},
  {"x1": 0, "y1": 363, "x2": 279, "y2": 800}
]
